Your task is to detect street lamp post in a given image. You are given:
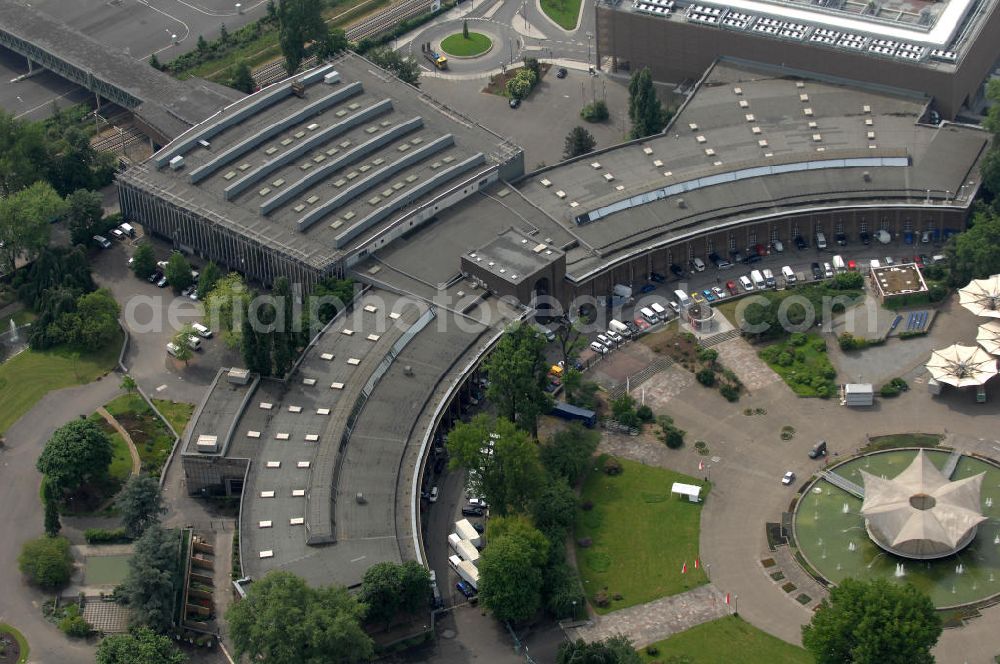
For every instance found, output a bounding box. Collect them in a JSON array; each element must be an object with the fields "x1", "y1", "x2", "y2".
[
  {"x1": 734, "y1": 594, "x2": 739, "y2": 615},
  {"x1": 586, "y1": 31, "x2": 593, "y2": 69}
]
